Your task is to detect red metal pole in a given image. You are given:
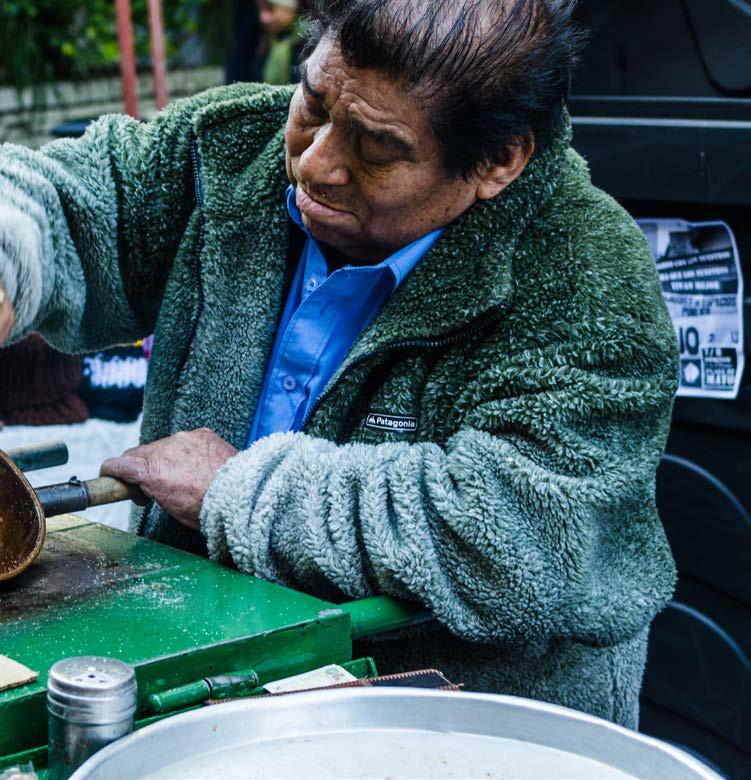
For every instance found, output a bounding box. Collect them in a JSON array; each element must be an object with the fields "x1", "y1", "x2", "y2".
[
  {"x1": 147, "y1": 0, "x2": 169, "y2": 111},
  {"x1": 115, "y1": 0, "x2": 139, "y2": 118}
]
